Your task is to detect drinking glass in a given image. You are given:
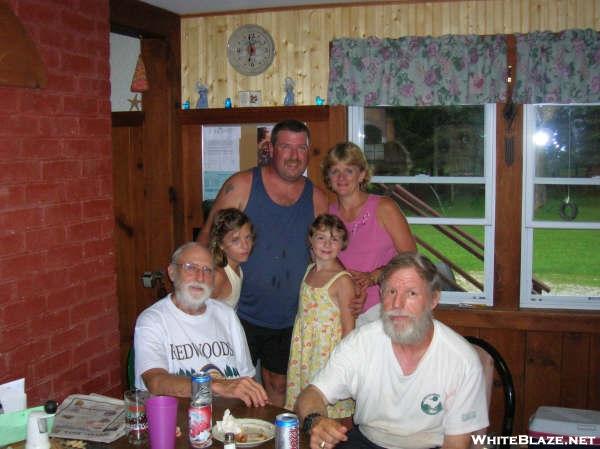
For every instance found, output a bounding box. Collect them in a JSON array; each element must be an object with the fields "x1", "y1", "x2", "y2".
[{"x1": 124, "y1": 389, "x2": 150, "y2": 444}]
